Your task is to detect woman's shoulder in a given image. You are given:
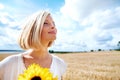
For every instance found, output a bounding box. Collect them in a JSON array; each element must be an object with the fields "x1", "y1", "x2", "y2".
[
  {"x1": 52, "y1": 54, "x2": 66, "y2": 65},
  {"x1": 0, "y1": 53, "x2": 22, "y2": 67},
  {"x1": 1, "y1": 54, "x2": 20, "y2": 62},
  {"x1": 0, "y1": 54, "x2": 21, "y2": 74},
  {"x1": 52, "y1": 54, "x2": 67, "y2": 69},
  {"x1": 51, "y1": 54, "x2": 67, "y2": 75}
]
